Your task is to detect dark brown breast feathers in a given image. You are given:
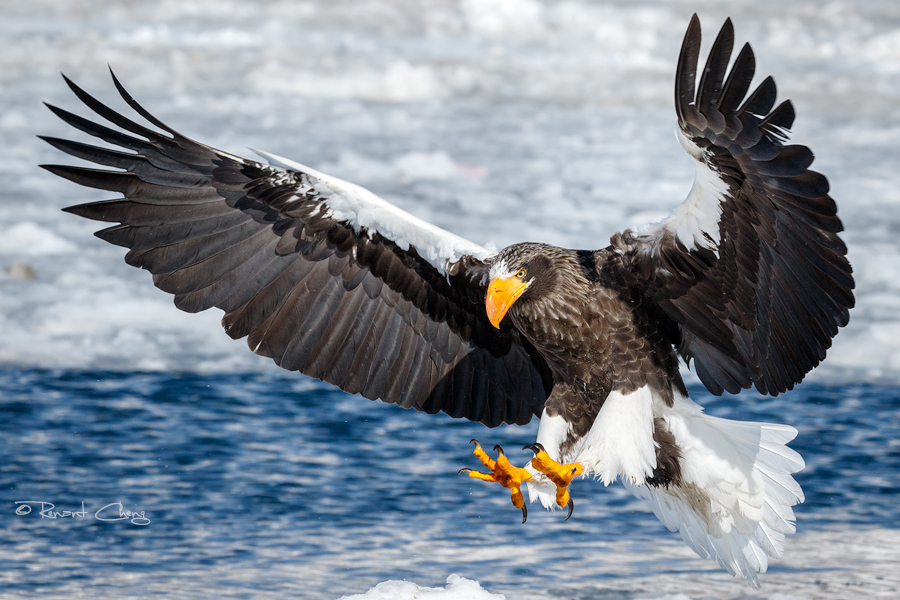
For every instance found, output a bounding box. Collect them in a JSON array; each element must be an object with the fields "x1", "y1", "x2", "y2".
[{"x1": 506, "y1": 247, "x2": 684, "y2": 437}]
